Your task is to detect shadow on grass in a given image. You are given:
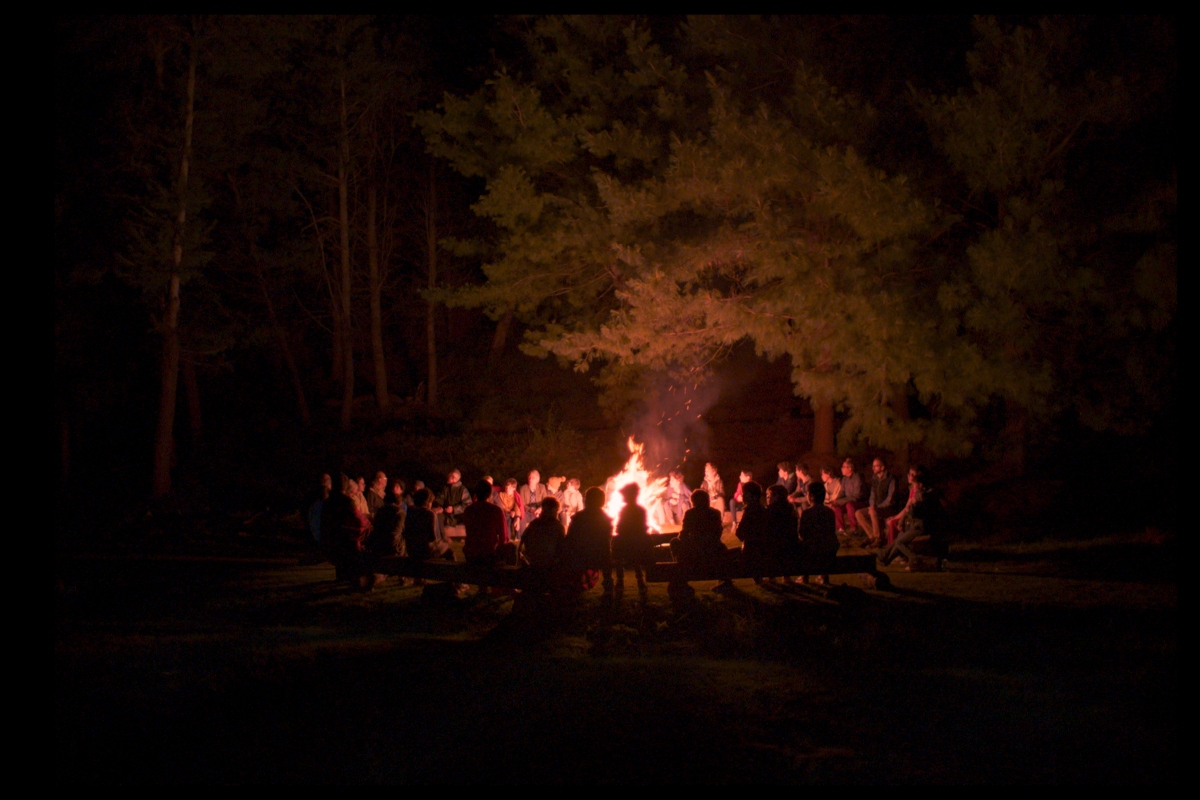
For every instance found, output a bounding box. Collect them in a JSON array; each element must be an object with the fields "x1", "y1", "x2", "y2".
[{"x1": 56, "y1": 557, "x2": 1176, "y2": 783}]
